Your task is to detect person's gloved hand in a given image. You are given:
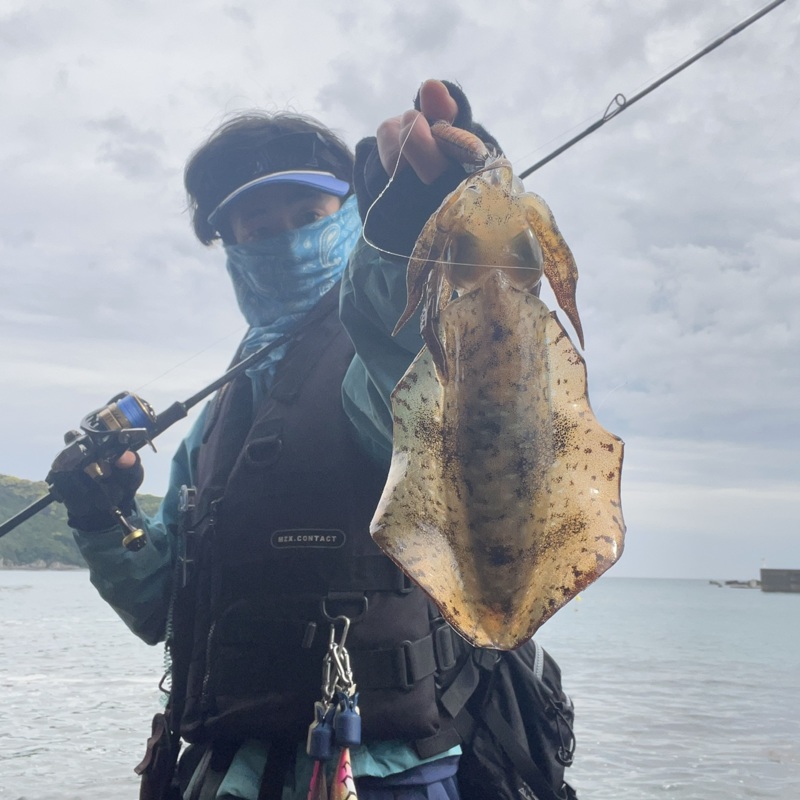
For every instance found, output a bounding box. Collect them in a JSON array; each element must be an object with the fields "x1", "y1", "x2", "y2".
[
  {"x1": 376, "y1": 79, "x2": 462, "y2": 184},
  {"x1": 354, "y1": 79, "x2": 502, "y2": 258},
  {"x1": 49, "y1": 451, "x2": 144, "y2": 532}
]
